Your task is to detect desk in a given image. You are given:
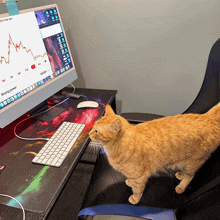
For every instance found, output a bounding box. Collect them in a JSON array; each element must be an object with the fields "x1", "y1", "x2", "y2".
[{"x1": 0, "y1": 88, "x2": 117, "y2": 220}]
